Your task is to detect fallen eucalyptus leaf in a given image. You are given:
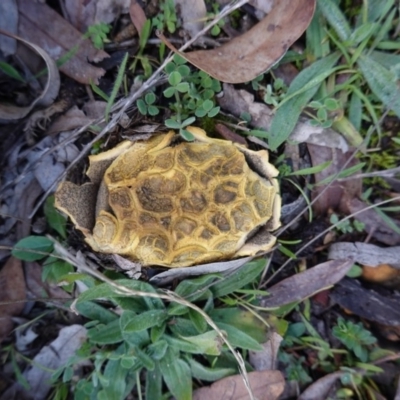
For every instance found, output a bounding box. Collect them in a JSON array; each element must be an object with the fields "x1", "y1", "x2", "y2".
[
  {"x1": 261, "y1": 259, "x2": 353, "y2": 307},
  {"x1": 17, "y1": 0, "x2": 108, "y2": 84},
  {"x1": 159, "y1": 0, "x2": 316, "y2": 83},
  {"x1": 193, "y1": 370, "x2": 284, "y2": 400}
]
